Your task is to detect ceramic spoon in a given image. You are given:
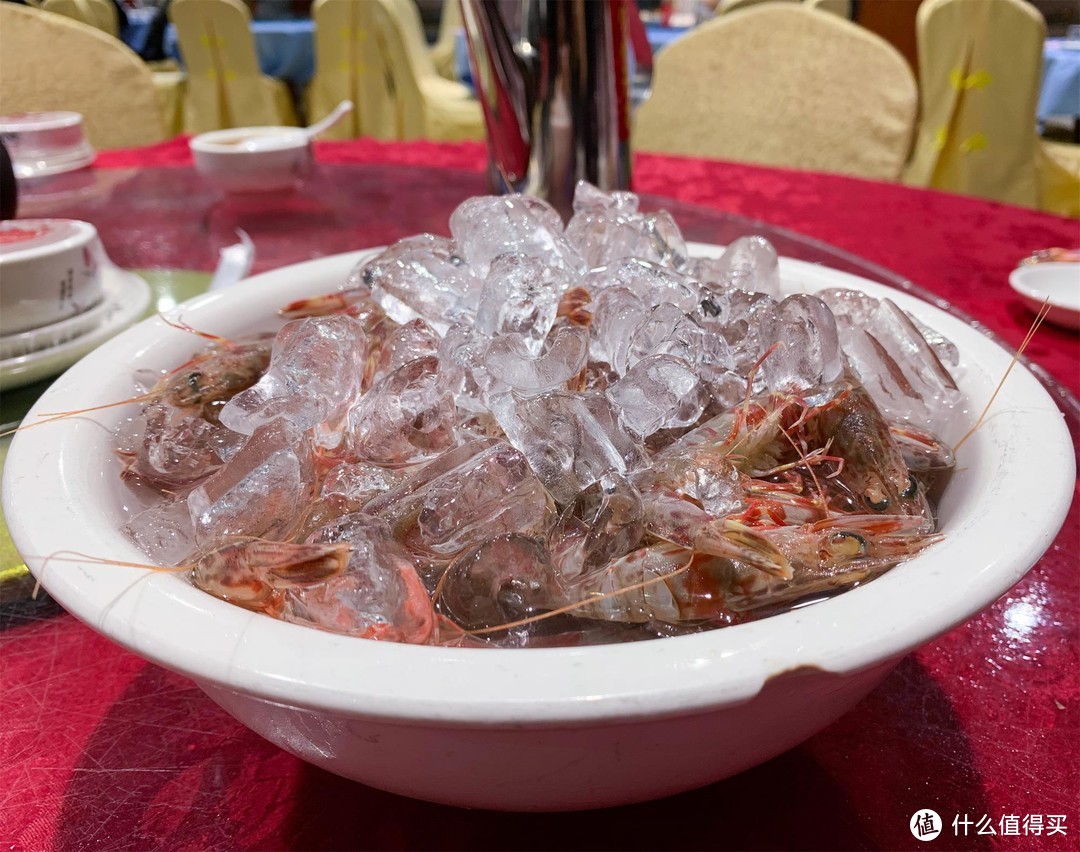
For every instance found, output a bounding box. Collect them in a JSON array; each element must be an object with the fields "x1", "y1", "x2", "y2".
[
  {"x1": 302, "y1": 100, "x2": 355, "y2": 141},
  {"x1": 242, "y1": 101, "x2": 355, "y2": 151}
]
